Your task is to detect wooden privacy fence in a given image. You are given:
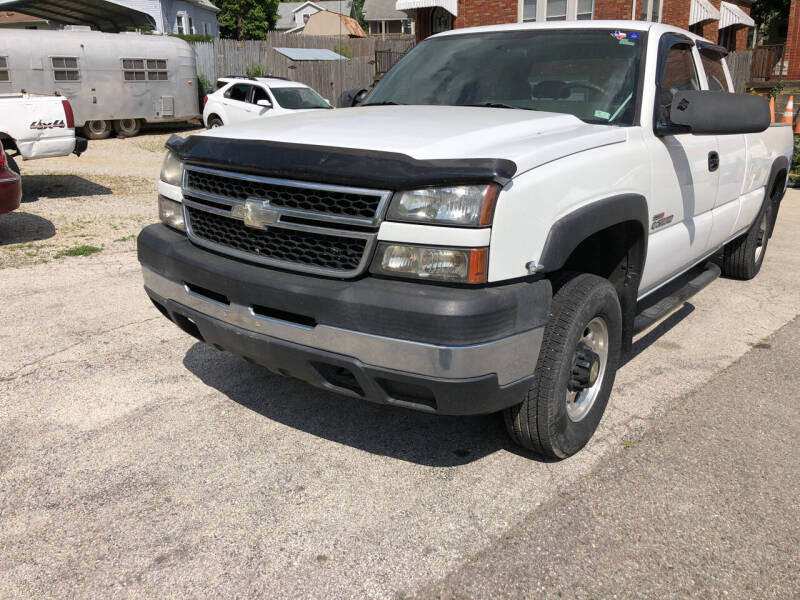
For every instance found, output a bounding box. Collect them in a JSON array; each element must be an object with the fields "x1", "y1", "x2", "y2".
[
  {"x1": 192, "y1": 33, "x2": 415, "y2": 97},
  {"x1": 726, "y1": 50, "x2": 753, "y2": 93},
  {"x1": 750, "y1": 45, "x2": 785, "y2": 80}
]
